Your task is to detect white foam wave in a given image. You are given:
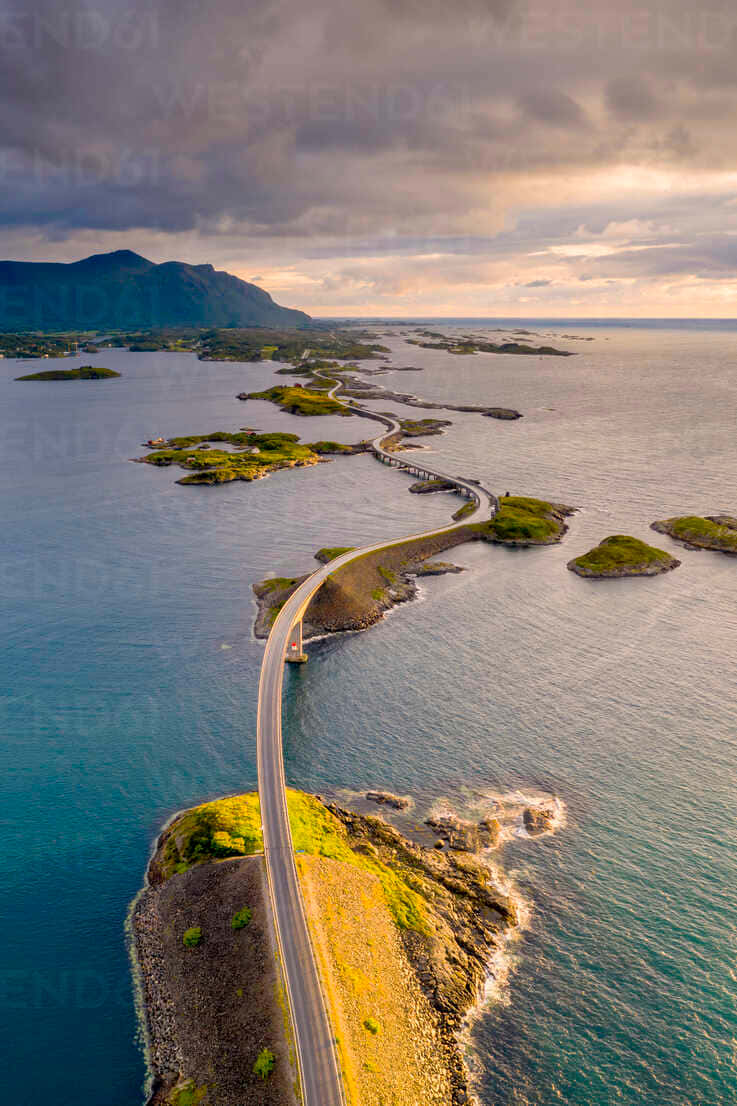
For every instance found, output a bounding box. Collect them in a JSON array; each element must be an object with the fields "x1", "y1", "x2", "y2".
[{"x1": 469, "y1": 787, "x2": 567, "y2": 841}]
